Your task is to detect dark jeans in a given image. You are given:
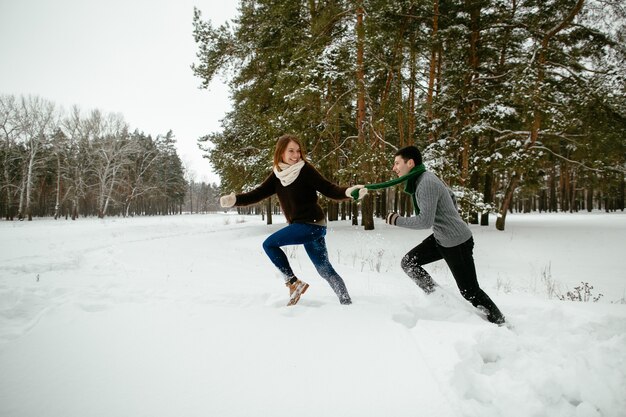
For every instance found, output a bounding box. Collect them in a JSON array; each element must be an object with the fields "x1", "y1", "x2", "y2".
[
  {"x1": 401, "y1": 234, "x2": 505, "y2": 324},
  {"x1": 262, "y1": 223, "x2": 351, "y2": 304}
]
